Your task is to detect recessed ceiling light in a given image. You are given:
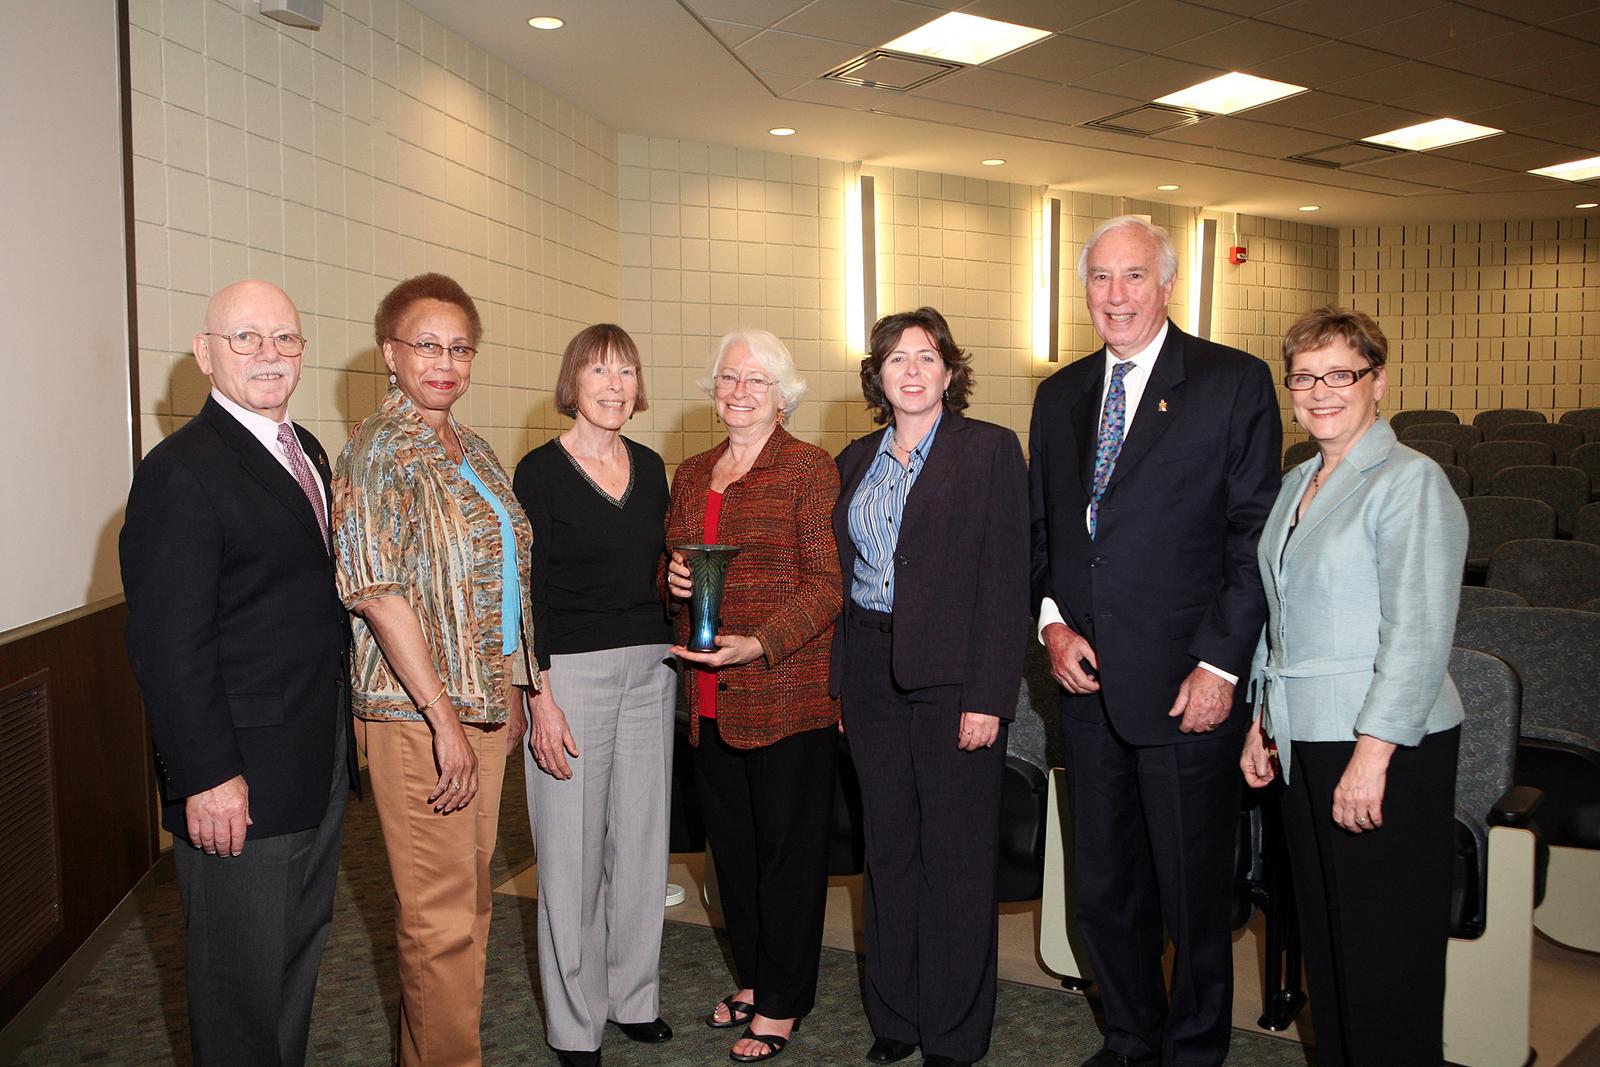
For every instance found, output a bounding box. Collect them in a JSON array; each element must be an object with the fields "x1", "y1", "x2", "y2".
[
  {"x1": 1157, "y1": 184, "x2": 1180, "y2": 191},
  {"x1": 881, "y1": 12, "x2": 1051, "y2": 66},
  {"x1": 1154, "y1": 72, "x2": 1306, "y2": 116},
  {"x1": 1363, "y1": 118, "x2": 1502, "y2": 151},
  {"x1": 1578, "y1": 202, "x2": 1600, "y2": 209},
  {"x1": 980, "y1": 158, "x2": 1006, "y2": 166},
  {"x1": 1299, "y1": 205, "x2": 1320, "y2": 212},
  {"x1": 768, "y1": 127, "x2": 796, "y2": 137},
  {"x1": 1530, "y1": 156, "x2": 1600, "y2": 182},
  {"x1": 527, "y1": 16, "x2": 563, "y2": 30}
]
